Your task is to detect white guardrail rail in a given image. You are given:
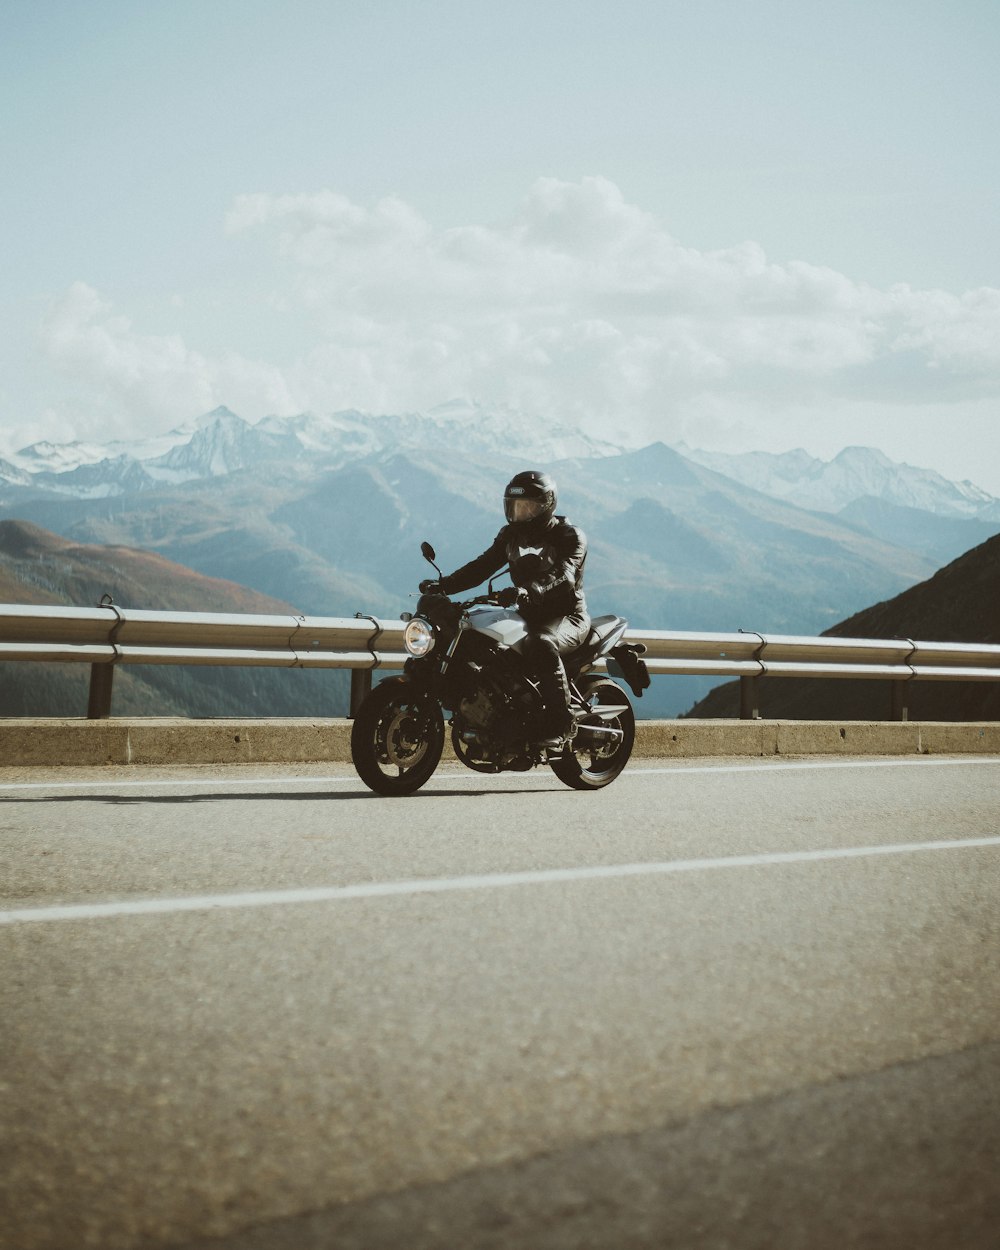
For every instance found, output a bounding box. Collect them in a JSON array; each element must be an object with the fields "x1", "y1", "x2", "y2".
[{"x1": 1, "y1": 602, "x2": 999, "y2": 720}]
